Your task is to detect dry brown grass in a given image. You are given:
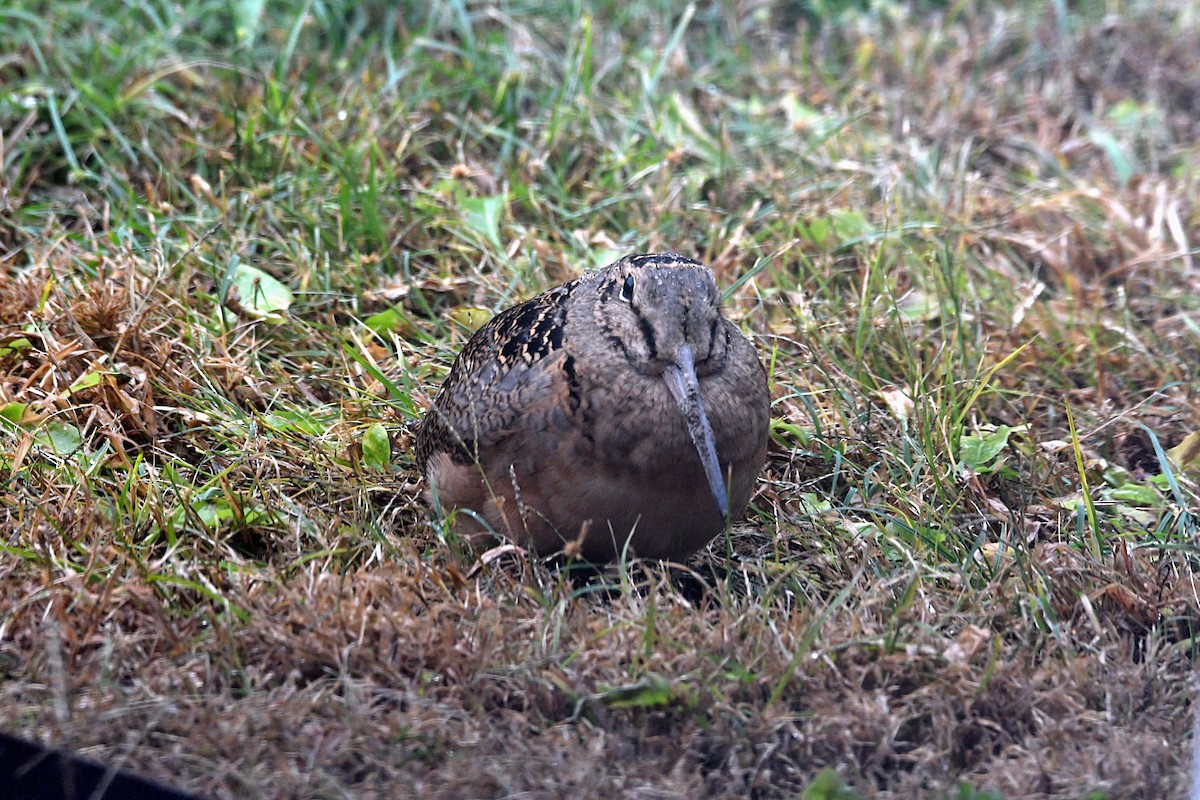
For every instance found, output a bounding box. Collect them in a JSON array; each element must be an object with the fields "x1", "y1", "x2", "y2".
[{"x1": 2, "y1": 541, "x2": 1194, "y2": 797}]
